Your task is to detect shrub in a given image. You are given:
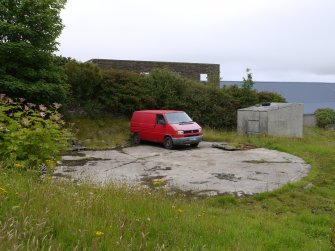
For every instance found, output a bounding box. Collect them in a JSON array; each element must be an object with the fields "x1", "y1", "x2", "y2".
[
  {"x1": 64, "y1": 60, "x2": 103, "y2": 113},
  {"x1": 181, "y1": 80, "x2": 237, "y2": 129},
  {"x1": 0, "y1": 94, "x2": 71, "y2": 172},
  {"x1": 257, "y1": 91, "x2": 286, "y2": 103},
  {"x1": 207, "y1": 70, "x2": 221, "y2": 88},
  {"x1": 65, "y1": 62, "x2": 286, "y2": 129},
  {"x1": 141, "y1": 69, "x2": 188, "y2": 110},
  {"x1": 315, "y1": 108, "x2": 335, "y2": 128},
  {"x1": 64, "y1": 61, "x2": 154, "y2": 116},
  {"x1": 141, "y1": 69, "x2": 237, "y2": 128},
  {"x1": 222, "y1": 85, "x2": 259, "y2": 109},
  {"x1": 0, "y1": 74, "x2": 69, "y2": 105},
  {"x1": 224, "y1": 69, "x2": 286, "y2": 108},
  {"x1": 100, "y1": 69, "x2": 152, "y2": 116}
]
